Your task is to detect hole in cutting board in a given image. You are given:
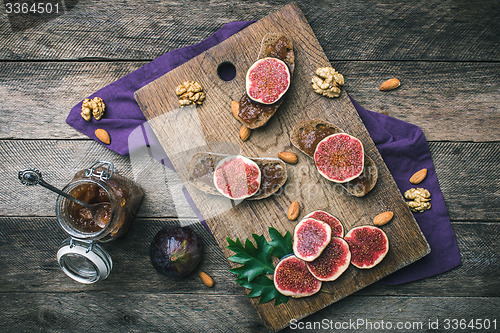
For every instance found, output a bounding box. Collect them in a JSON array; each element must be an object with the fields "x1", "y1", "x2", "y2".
[{"x1": 217, "y1": 61, "x2": 236, "y2": 81}]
